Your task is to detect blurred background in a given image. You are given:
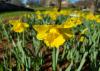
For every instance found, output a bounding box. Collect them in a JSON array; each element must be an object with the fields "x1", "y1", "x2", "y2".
[
  {"x1": 0, "y1": 0, "x2": 100, "y2": 12},
  {"x1": 0, "y1": 0, "x2": 99, "y2": 8}
]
